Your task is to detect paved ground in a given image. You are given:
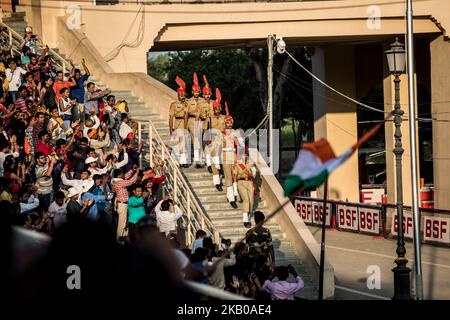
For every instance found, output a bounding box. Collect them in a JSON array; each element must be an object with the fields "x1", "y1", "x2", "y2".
[{"x1": 307, "y1": 226, "x2": 450, "y2": 300}]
